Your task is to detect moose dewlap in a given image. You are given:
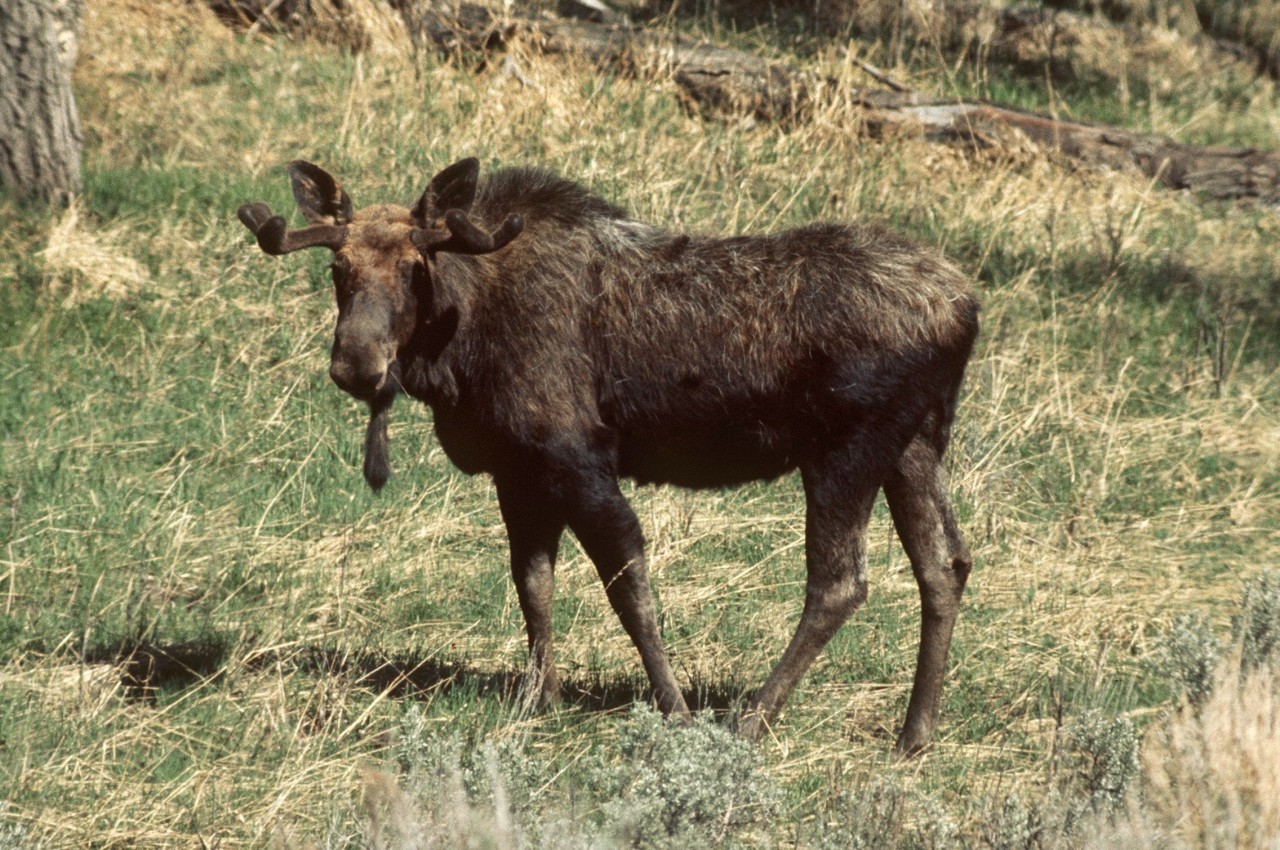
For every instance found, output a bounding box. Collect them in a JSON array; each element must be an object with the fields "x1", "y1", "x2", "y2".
[{"x1": 237, "y1": 157, "x2": 979, "y2": 754}]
